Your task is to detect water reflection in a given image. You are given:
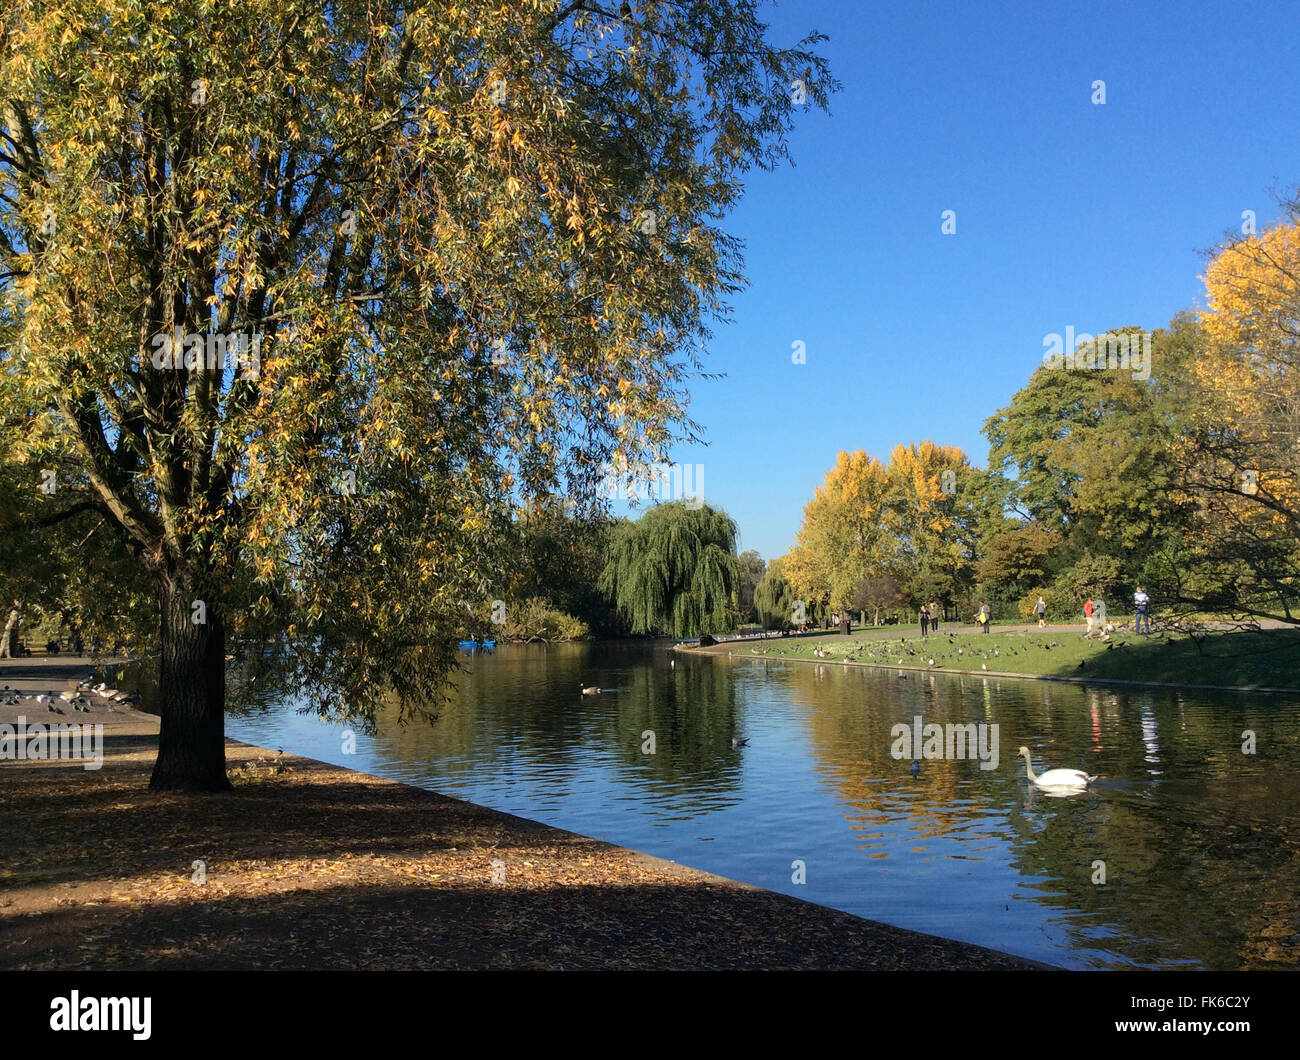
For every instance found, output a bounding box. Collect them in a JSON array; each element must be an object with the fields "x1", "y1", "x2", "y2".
[{"x1": 204, "y1": 641, "x2": 1300, "y2": 969}]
